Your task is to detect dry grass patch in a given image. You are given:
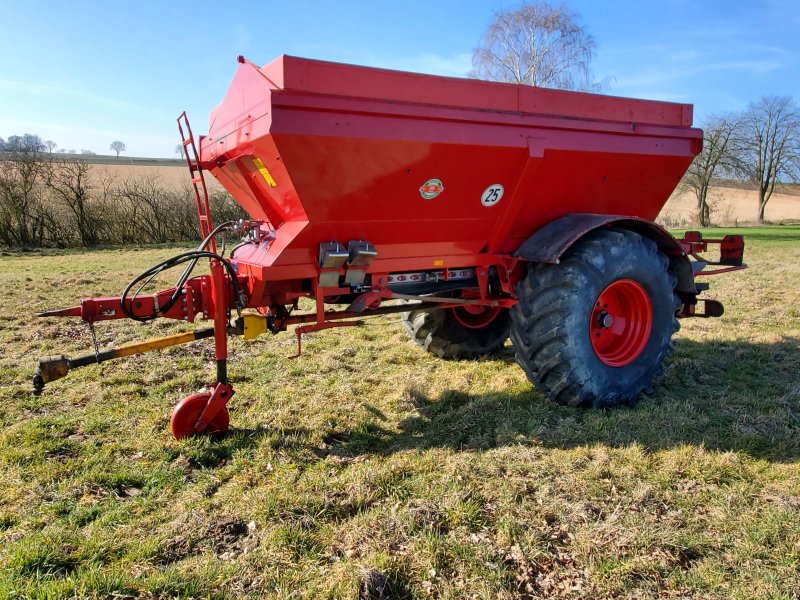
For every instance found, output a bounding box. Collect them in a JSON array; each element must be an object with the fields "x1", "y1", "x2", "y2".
[{"x1": 1, "y1": 227, "x2": 799, "y2": 598}]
